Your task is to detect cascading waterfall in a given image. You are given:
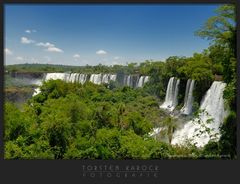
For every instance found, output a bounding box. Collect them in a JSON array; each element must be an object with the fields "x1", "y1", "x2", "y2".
[
  {"x1": 32, "y1": 88, "x2": 41, "y2": 96},
  {"x1": 171, "y1": 81, "x2": 228, "y2": 147},
  {"x1": 110, "y1": 74, "x2": 117, "y2": 82},
  {"x1": 137, "y1": 76, "x2": 144, "y2": 87},
  {"x1": 67, "y1": 73, "x2": 79, "y2": 83},
  {"x1": 44, "y1": 73, "x2": 69, "y2": 81},
  {"x1": 42, "y1": 73, "x2": 136, "y2": 85},
  {"x1": 160, "y1": 77, "x2": 180, "y2": 111},
  {"x1": 89, "y1": 74, "x2": 102, "y2": 84},
  {"x1": 126, "y1": 75, "x2": 132, "y2": 87},
  {"x1": 79, "y1": 74, "x2": 88, "y2": 84},
  {"x1": 137, "y1": 76, "x2": 150, "y2": 87},
  {"x1": 180, "y1": 79, "x2": 195, "y2": 115},
  {"x1": 149, "y1": 127, "x2": 163, "y2": 139},
  {"x1": 33, "y1": 73, "x2": 70, "y2": 96},
  {"x1": 32, "y1": 72, "x2": 149, "y2": 96},
  {"x1": 144, "y1": 76, "x2": 149, "y2": 84},
  {"x1": 102, "y1": 74, "x2": 110, "y2": 84}
]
